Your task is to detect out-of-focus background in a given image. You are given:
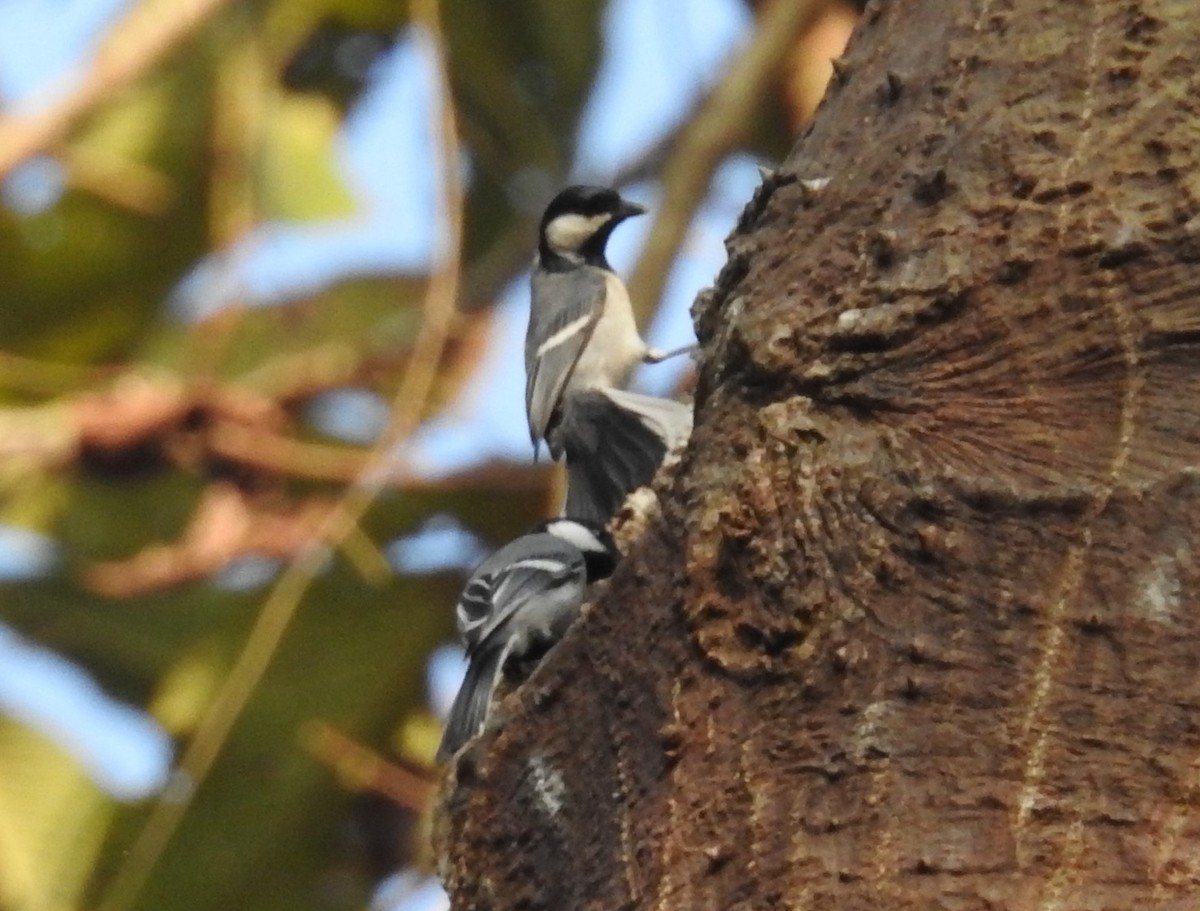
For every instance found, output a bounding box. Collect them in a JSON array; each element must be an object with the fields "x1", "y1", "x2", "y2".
[{"x1": 0, "y1": 1, "x2": 854, "y2": 909}]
